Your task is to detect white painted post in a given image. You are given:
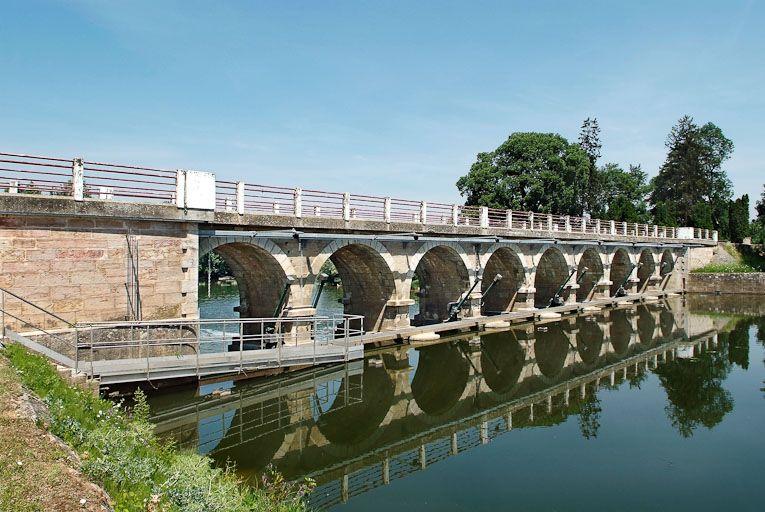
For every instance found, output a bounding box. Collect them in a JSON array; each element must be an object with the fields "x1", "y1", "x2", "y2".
[
  {"x1": 565, "y1": 216, "x2": 571, "y2": 232},
  {"x1": 236, "y1": 182, "x2": 245, "y2": 215},
  {"x1": 653, "y1": 225, "x2": 658, "y2": 237},
  {"x1": 384, "y1": 197, "x2": 391, "y2": 223},
  {"x1": 712, "y1": 230, "x2": 718, "y2": 242},
  {"x1": 72, "y1": 157, "x2": 84, "y2": 200},
  {"x1": 342, "y1": 192, "x2": 351, "y2": 221},
  {"x1": 622, "y1": 221, "x2": 627, "y2": 235},
  {"x1": 175, "y1": 170, "x2": 186, "y2": 208},
  {"x1": 420, "y1": 201, "x2": 427, "y2": 224},
  {"x1": 581, "y1": 217, "x2": 587, "y2": 233},
  {"x1": 293, "y1": 187, "x2": 303, "y2": 218},
  {"x1": 8, "y1": 180, "x2": 18, "y2": 194},
  {"x1": 547, "y1": 214, "x2": 553, "y2": 231},
  {"x1": 529, "y1": 212, "x2": 534, "y2": 230},
  {"x1": 479, "y1": 206, "x2": 489, "y2": 228},
  {"x1": 595, "y1": 219, "x2": 601, "y2": 234},
  {"x1": 610, "y1": 220, "x2": 616, "y2": 235},
  {"x1": 452, "y1": 205, "x2": 459, "y2": 226},
  {"x1": 506, "y1": 210, "x2": 512, "y2": 229}
]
